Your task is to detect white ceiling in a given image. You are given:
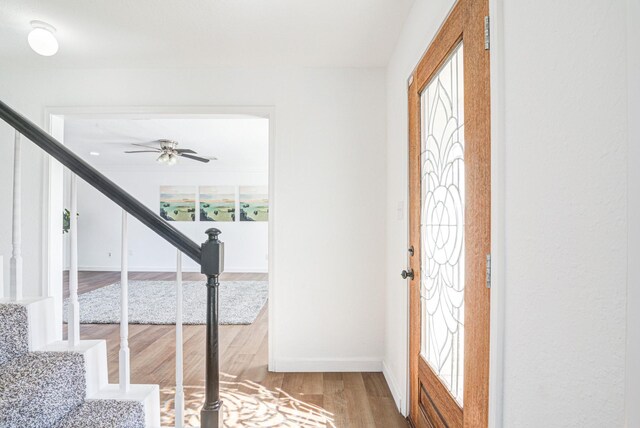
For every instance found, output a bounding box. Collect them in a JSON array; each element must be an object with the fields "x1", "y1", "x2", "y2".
[
  {"x1": 0, "y1": 0, "x2": 414, "y2": 68},
  {"x1": 63, "y1": 116, "x2": 269, "y2": 172}
]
